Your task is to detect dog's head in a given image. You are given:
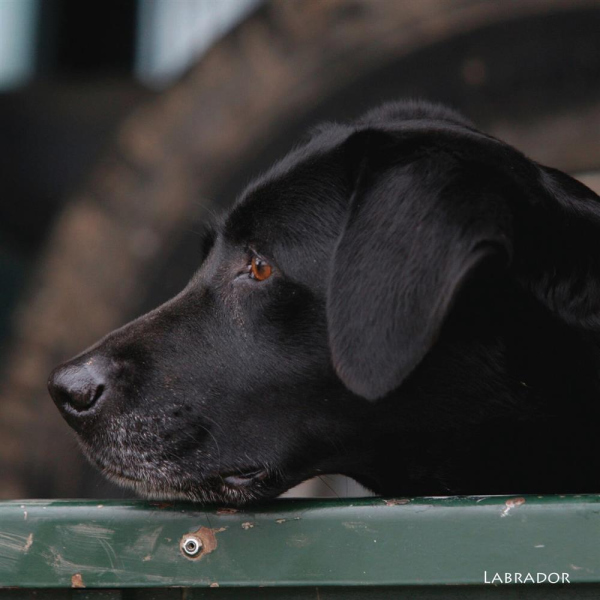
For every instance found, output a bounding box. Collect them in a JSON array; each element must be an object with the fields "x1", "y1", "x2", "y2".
[{"x1": 48, "y1": 102, "x2": 600, "y2": 504}]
